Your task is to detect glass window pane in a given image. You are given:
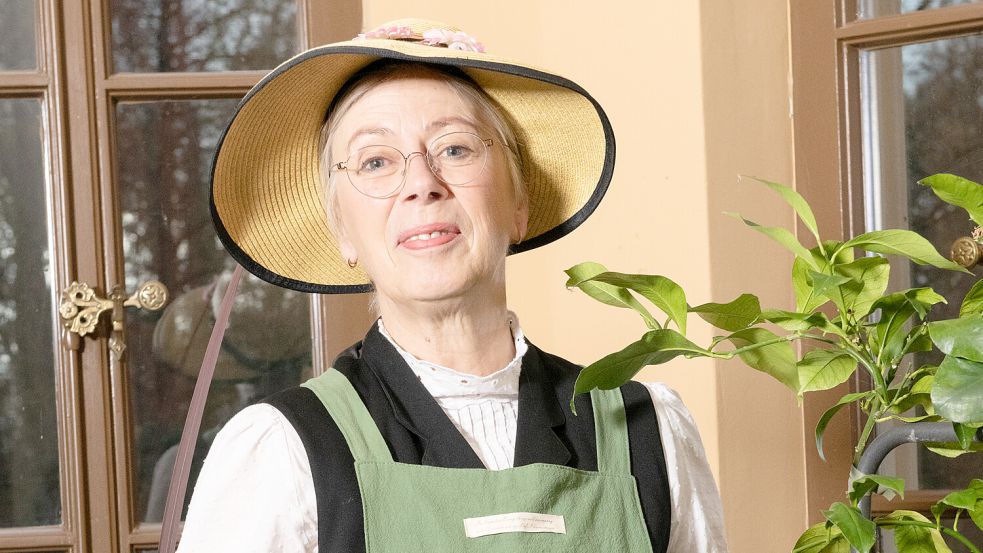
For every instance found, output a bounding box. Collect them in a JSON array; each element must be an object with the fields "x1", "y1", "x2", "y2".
[
  {"x1": 113, "y1": 100, "x2": 312, "y2": 523},
  {"x1": 109, "y1": 1, "x2": 299, "y2": 73},
  {"x1": 0, "y1": 1, "x2": 38, "y2": 70},
  {"x1": 859, "y1": 0, "x2": 982, "y2": 19},
  {"x1": 0, "y1": 98, "x2": 60, "y2": 526},
  {"x1": 861, "y1": 35, "x2": 983, "y2": 490}
]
